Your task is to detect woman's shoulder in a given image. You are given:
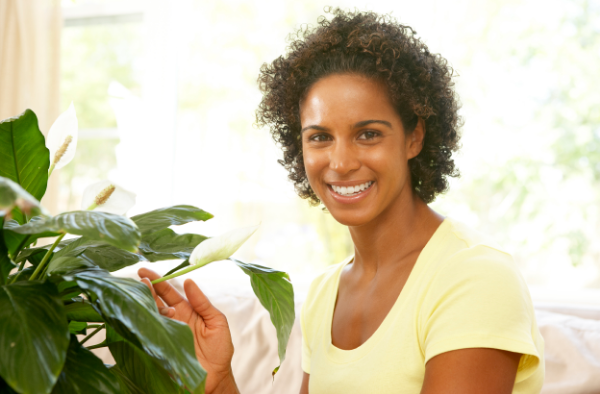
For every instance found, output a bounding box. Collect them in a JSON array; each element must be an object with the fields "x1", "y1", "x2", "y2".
[
  {"x1": 438, "y1": 218, "x2": 517, "y2": 270},
  {"x1": 304, "y1": 258, "x2": 349, "y2": 307}
]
